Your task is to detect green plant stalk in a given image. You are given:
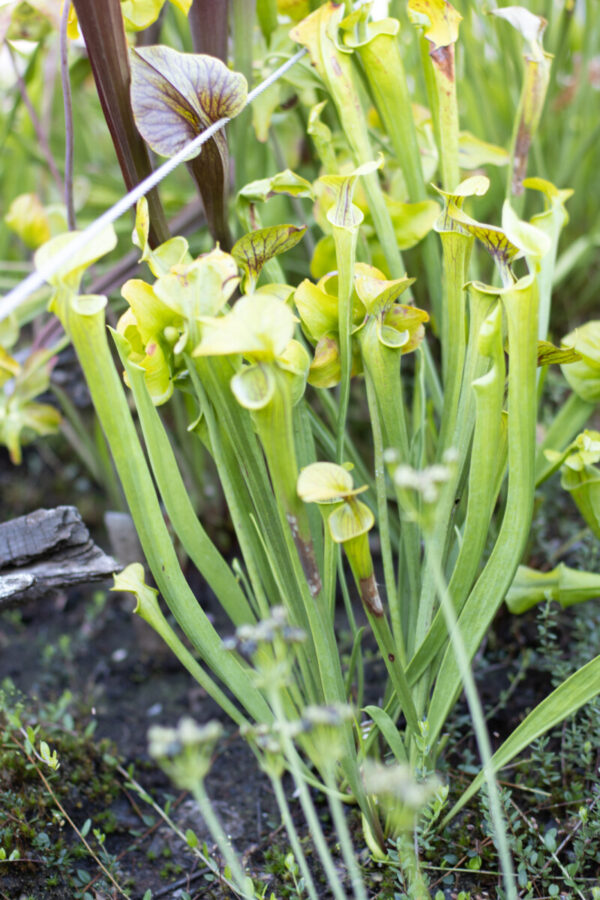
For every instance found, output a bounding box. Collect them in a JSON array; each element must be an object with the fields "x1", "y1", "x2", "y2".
[
  {"x1": 293, "y1": 400, "x2": 323, "y2": 564},
  {"x1": 268, "y1": 774, "x2": 320, "y2": 900},
  {"x1": 323, "y1": 527, "x2": 337, "y2": 620},
  {"x1": 534, "y1": 203, "x2": 567, "y2": 345},
  {"x1": 193, "y1": 355, "x2": 311, "y2": 624},
  {"x1": 182, "y1": 362, "x2": 316, "y2": 720},
  {"x1": 71, "y1": 0, "x2": 169, "y2": 247},
  {"x1": 279, "y1": 744, "x2": 356, "y2": 897},
  {"x1": 115, "y1": 338, "x2": 256, "y2": 627},
  {"x1": 364, "y1": 366, "x2": 403, "y2": 664},
  {"x1": 425, "y1": 542, "x2": 517, "y2": 899},
  {"x1": 420, "y1": 338, "x2": 444, "y2": 421},
  {"x1": 187, "y1": 357, "x2": 323, "y2": 710},
  {"x1": 358, "y1": 322, "x2": 420, "y2": 631},
  {"x1": 506, "y1": 51, "x2": 551, "y2": 204},
  {"x1": 407, "y1": 302, "x2": 505, "y2": 684},
  {"x1": 128, "y1": 573, "x2": 249, "y2": 728},
  {"x1": 188, "y1": 367, "x2": 275, "y2": 621},
  {"x1": 171, "y1": 391, "x2": 205, "y2": 511},
  {"x1": 274, "y1": 528, "x2": 372, "y2": 810},
  {"x1": 359, "y1": 323, "x2": 410, "y2": 461},
  {"x1": 368, "y1": 612, "x2": 420, "y2": 739},
  {"x1": 322, "y1": 762, "x2": 368, "y2": 900},
  {"x1": 341, "y1": 530, "x2": 419, "y2": 737},
  {"x1": 420, "y1": 36, "x2": 460, "y2": 193},
  {"x1": 292, "y1": 4, "x2": 404, "y2": 278},
  {"x1": 427, "y1": 274, "x2": 539, "y2": 746},
  {"x1": 53, "y1": 294, "x2": 271, "y2": 724},
  {"x1": 332, "y1": 222, "x2": 357, "y2": 463},
  {"x1": 535, "y1": 392, "x2": 595, "y2": 484},
  {"x1": 350, "y1": 19, "x2": 443, "y2": 312},
  {"x1": 192, "y1": 780, "x2": 254, "y2": 898},
  {"x1": 437, "y1": 230, "x2": 472, "y2": 455},
  {"x1": 191, "y1": 370, "x2": 367, "y2": 799},
  {"x1": 412, "y1": 282, "x2": 497, "y2": 669},
  {"x1": 396, "y1": 831, "x2": 430, "y2": 900},
  {"x1": 348, "y1": 19, "x2": 422, "y2": 203},
  {"x1": 232, "y1": 0, "x2": 256, "y2": 191},
  {"x1": 411, "y1": 345, "x2": 427, "y2": 467},
  {"x1": 345, "y1": 623, "x2": 366, "y2": 706},
  {"x1": 452, "y1": 285, "x2": 501, "y2": 450},
  {"x1": 252, "y1": 371, "x2": 322, "y2": 597},
  {"x1": 256, "y1": 0, "x2": 277, "y2": 42}
]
